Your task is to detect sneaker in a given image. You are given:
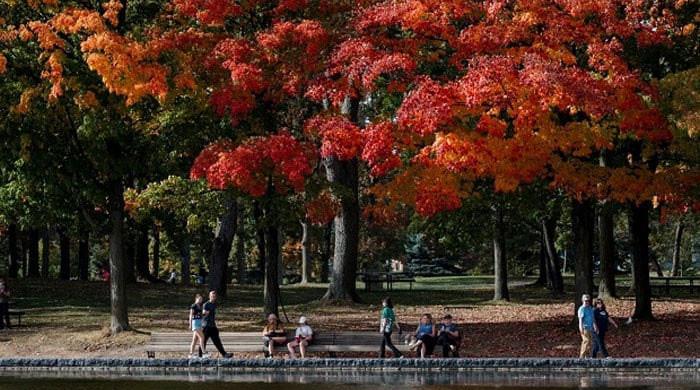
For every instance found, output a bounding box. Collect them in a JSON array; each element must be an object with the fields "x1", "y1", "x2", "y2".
[{"x1": 223, "y1": 353, "x2": 233, "y2": 358}]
